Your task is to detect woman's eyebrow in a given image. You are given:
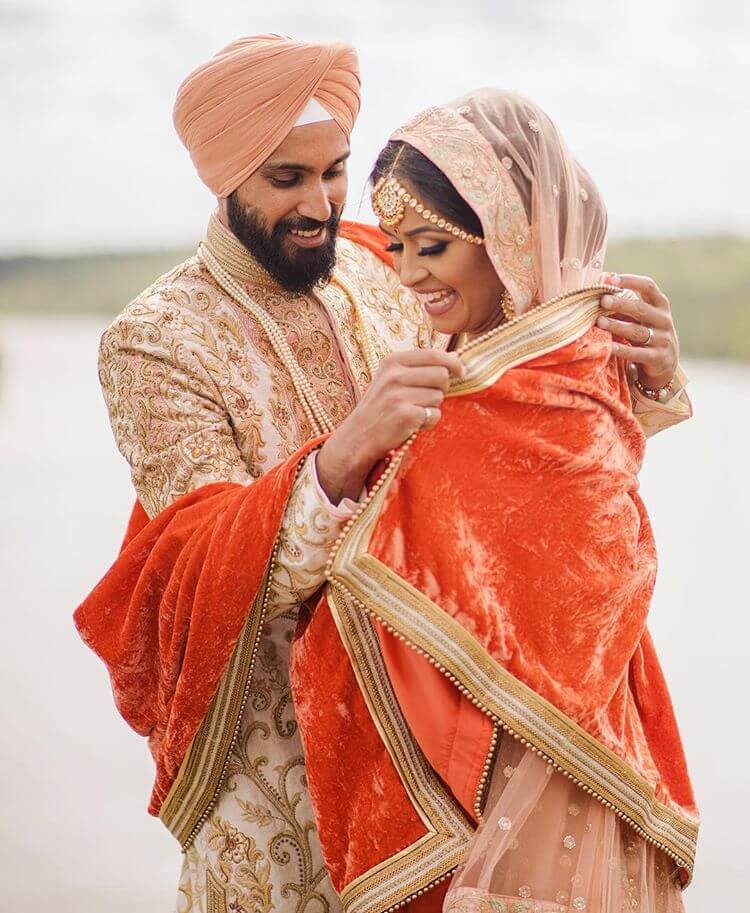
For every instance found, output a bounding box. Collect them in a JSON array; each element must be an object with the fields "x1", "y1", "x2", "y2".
[{"x1": 404, "y1": 225, "x2": 448, "y2": 237}]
